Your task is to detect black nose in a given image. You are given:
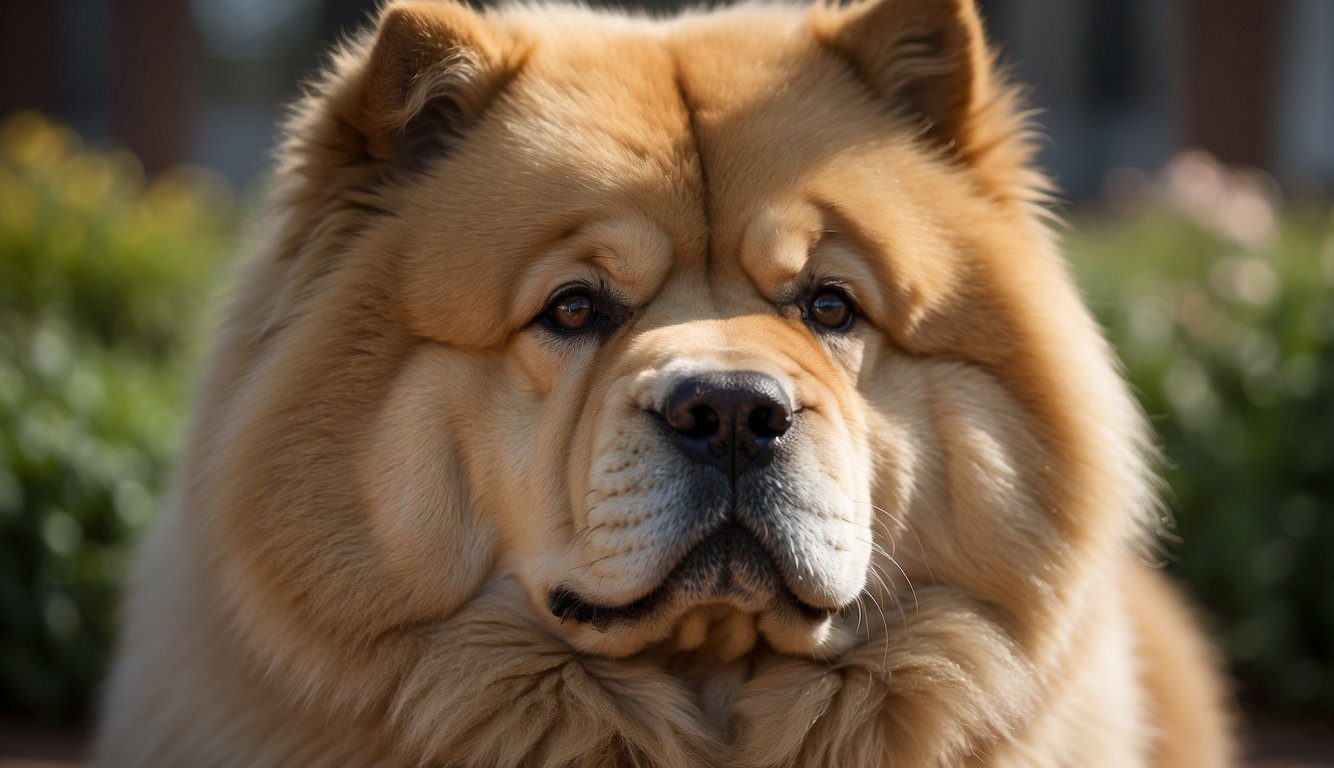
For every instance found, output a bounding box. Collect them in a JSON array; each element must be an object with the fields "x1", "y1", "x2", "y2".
[{"x1": 661, "y1": 371, "x2": 793, "y2": 476}]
